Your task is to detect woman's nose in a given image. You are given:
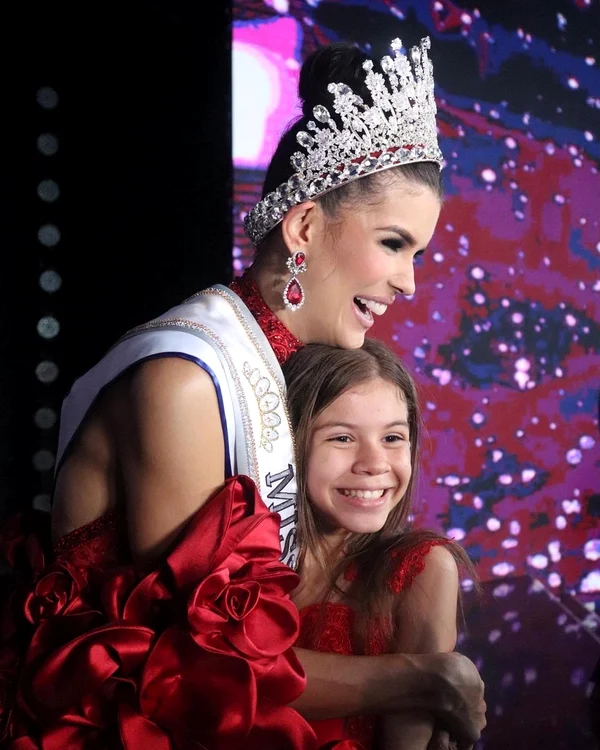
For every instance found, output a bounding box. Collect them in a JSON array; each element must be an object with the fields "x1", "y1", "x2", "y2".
[{"x1": 392, "y1": 260, "x2": 416, "y2": 297}]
